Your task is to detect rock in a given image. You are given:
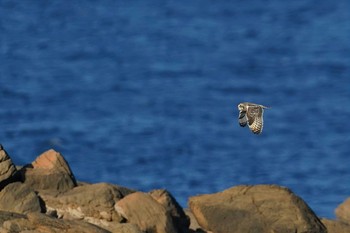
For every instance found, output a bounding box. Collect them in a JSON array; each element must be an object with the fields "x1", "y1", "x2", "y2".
[
  {"x1": 321, "y1": 218, "x2": 350, "y2": 233},
  {"x1": 0, "y1": 145, "x2": 17, "y2": 190},
  {"x1": 115, "y1": 192, "x2": 178, "y2": 233},
  {"x1": 150, "y1": 189, "x2": 190, "y2": 233},
  {"x1": 0, "y1": 211, "x2": 26, "y2": 226},
  {"x1": 2, "y1": 217, "x2": 34, "y2": 233},
  {"x1": 0, "y1": 212, "x2": 110, "y2": 233},
  {"x1": 111, "y1": 223, "x2": 144, "y2": 233},
  {"x1": 185, "y1": 209, "x2": 206, "y2": 233},
  {"x1": 0, "y1": 182, "x2": 42, "y2": 214},
  {"x1": 335, "y1": 197, "x2": 350, "y2": 223},
  {"x1": 41, "y1": 182, "x2": 135, "y2": 232},
  {"x1": 189, "y1": 185, "x2": 327, "y2": 233},
  {"x1": 20, "y1": 149, "x2": 77, "y2": 193}
]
